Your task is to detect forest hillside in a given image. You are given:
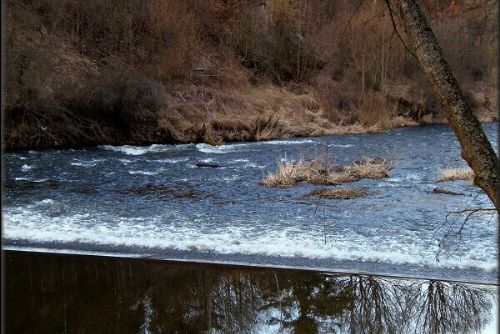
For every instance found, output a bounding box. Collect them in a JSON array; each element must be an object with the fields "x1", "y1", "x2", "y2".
[{"x1": 4, "y1": 0, "x2": 497, "y2": 150}]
